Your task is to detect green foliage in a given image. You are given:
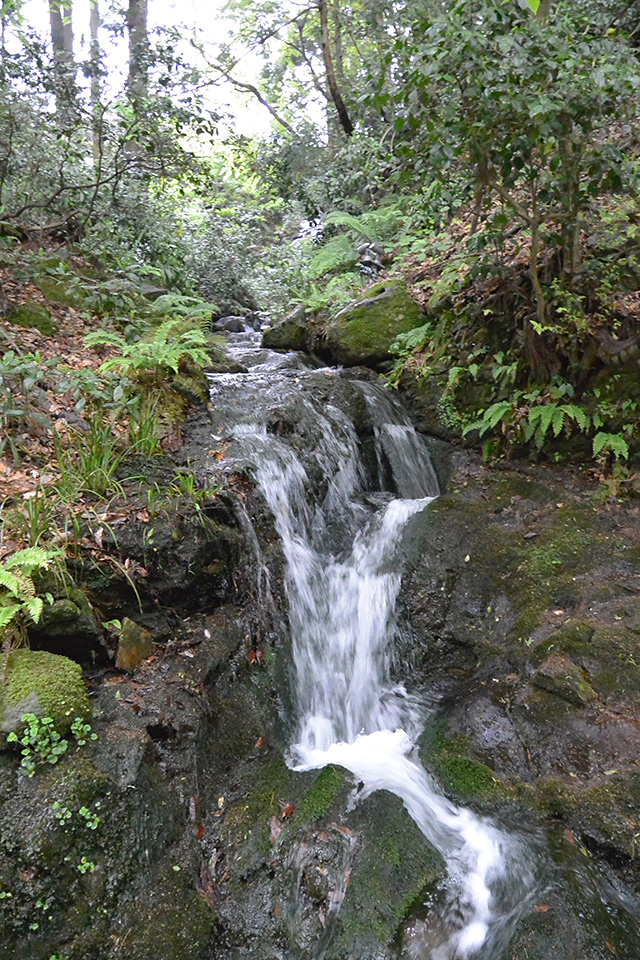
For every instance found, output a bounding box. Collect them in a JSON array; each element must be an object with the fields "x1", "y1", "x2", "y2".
[
  {"x1": 7, "y1": 714, "x2": 69, "y2": 777},
  {"x1": 593, "y1": 432, "x2": 629, "y2": 462},
  {"x1": 6, "y1": 712, "x2": 96, "y2": 777},
  {"x1": 55, "y1": 418, "x2": 128, "y2": 499},
  {"x1": 306, "y1": 235, "x2": 358, "y2": 281},
  {"x1": 85, "y1": 319, "x2": 212, "y2": 383},
  {"x1": 0, "y1": 350, "x2": 57, "y2": 463},
  {"x1": 0, "y1": 548, "x2": 57, "y2": 645}
]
